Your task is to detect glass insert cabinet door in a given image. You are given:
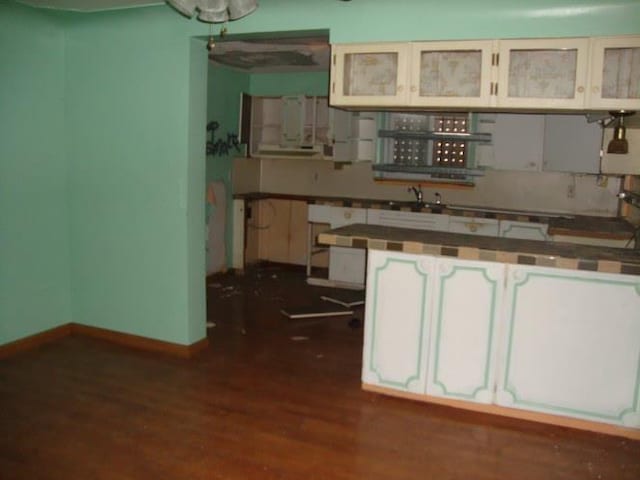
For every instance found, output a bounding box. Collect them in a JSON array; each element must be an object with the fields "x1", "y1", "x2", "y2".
[
  {"x1": 588, "y1": 36, "x2": 640, "y2": 110},
  {"x1": 496, "y1": 38, "x2": 590, "y2": 109},
  {"x1": 331, "y1": 43, "x2": 410, "y2": 107},
  {"x1": 409, "y1": 40, "x2": 496, "y2": 107}
]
